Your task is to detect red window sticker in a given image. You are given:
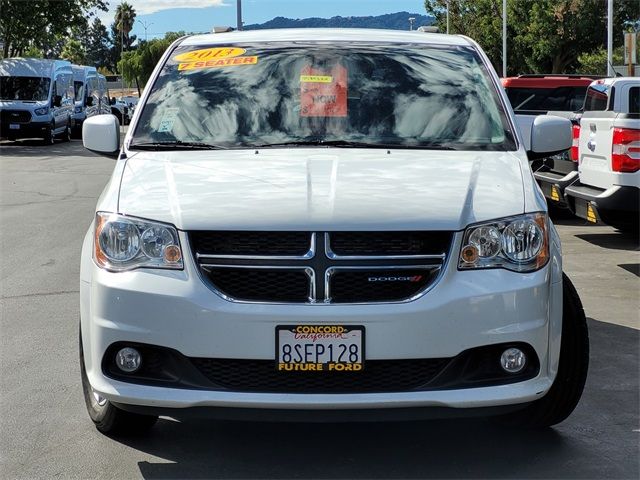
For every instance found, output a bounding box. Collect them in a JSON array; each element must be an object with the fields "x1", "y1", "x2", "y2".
[{"x1": 300, "y1": 64, "x2": 347, "y2": 117}]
